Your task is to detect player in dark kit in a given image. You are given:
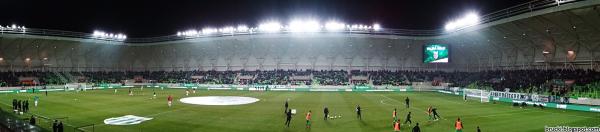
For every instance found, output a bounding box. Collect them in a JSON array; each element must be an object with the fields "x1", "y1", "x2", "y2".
[
  {"x1": 392, "y1": 108, "x2": 398, "y2": 122},
  {"x1": 12, "y1": 99, "x2": 16, "y2": 111},
  {"x1": 412, "y1": 123, "x2": 421, "y2": 132},
  {"x1": 405, "y1": 97, "x2": 410, "y2": 108},
  {"x1": 18, "y1": 100, "x2": 22, "y2": 112},
  {"x1": 24, "y1": 100, "x2": 29, "y2": 113},
  {"x1": 404, "y1": 112, "x2": 412, "y2": 125},
  {"x1": 284, "y1": 100, "x2": 289, "y2": 113},
  {"x1": 356, "y1": 105, "x2": 362, "y2": 120},
  {"x1": 44, "y1": 86, "x2": 48, "y2": 96},
  {"x1": 432, "y1": 108, "x2": 441, "y2": 120},
  {"x1": 52, "y1": 120, "x2": 58, "y2": 132},
  {"x1": 285, "y1": 109, "x2": 292, "y2": 127},
  {"x1": 323, "y1": 106, "x2": 329, "y2": 120}
]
